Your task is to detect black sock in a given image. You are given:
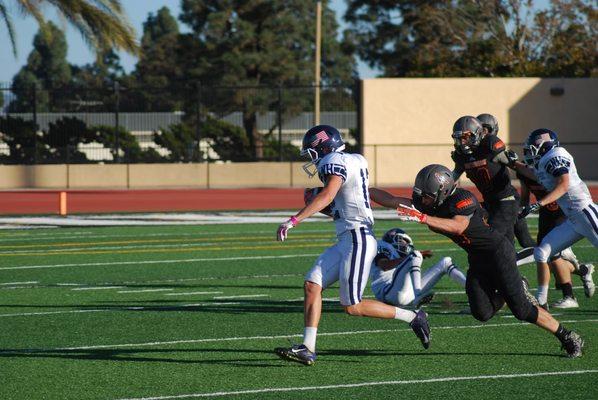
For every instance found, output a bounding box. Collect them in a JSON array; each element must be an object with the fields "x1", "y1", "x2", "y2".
[
  {"x1": 561, "y1": 282, "x2": 574, "y2": 298},
  {"x1": 555, "y1": 324, "x2": 570, "y2": 341},
  {"x1": 555, "y1": 282, "x2": 563, "y2": 290}
]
